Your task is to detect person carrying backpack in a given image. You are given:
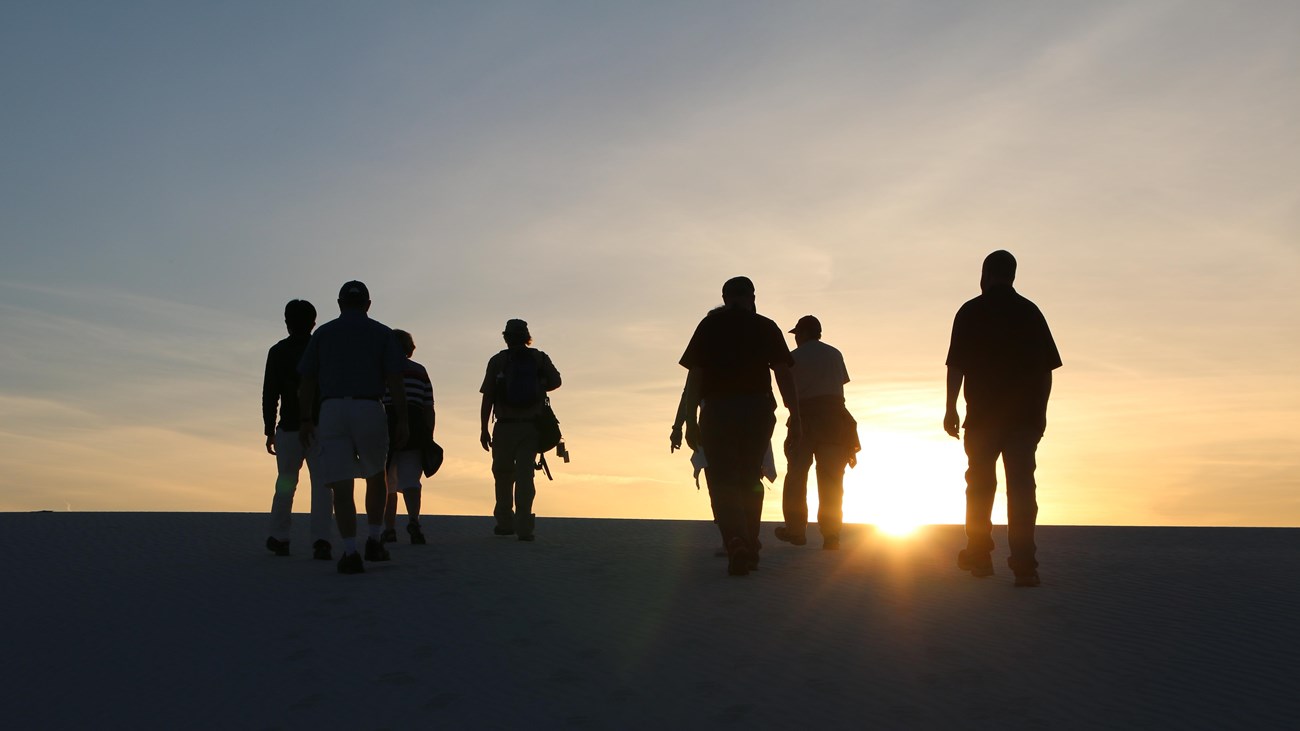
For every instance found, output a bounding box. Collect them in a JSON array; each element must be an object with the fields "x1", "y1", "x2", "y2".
[{"x1": 479, "y1": 319, "x2": 562, "y2": 541}]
